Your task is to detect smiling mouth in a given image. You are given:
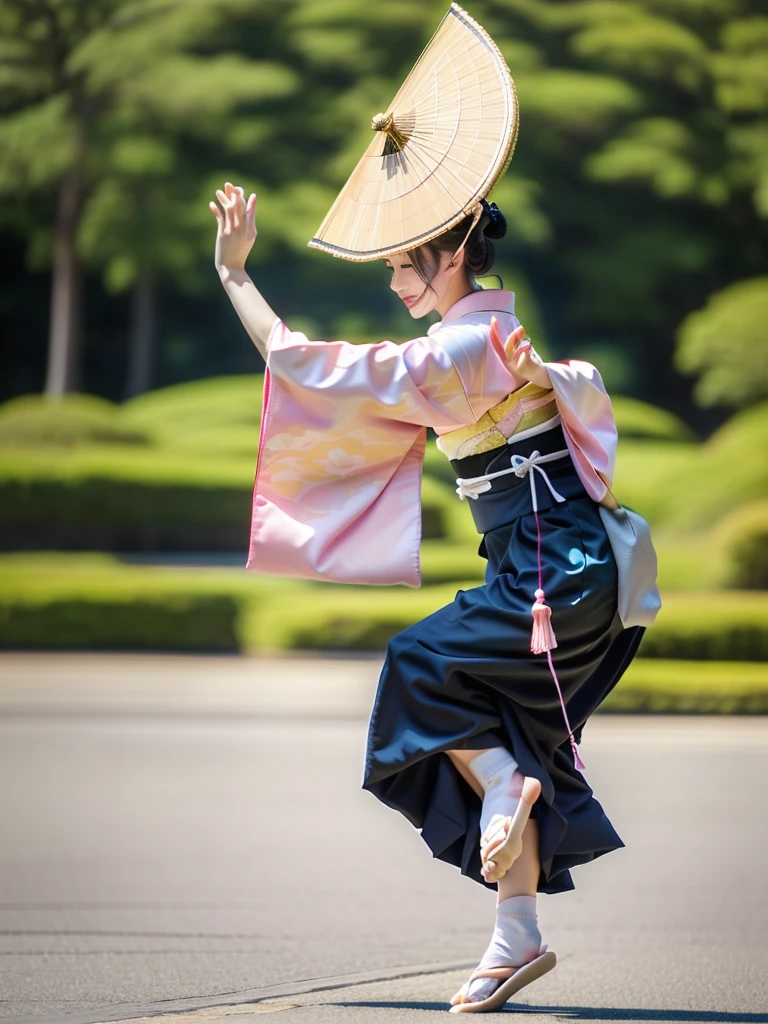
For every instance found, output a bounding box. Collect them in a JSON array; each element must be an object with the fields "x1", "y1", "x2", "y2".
[{"x1": 403, "y1": 287, "x2": 427, "y2": 308}]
